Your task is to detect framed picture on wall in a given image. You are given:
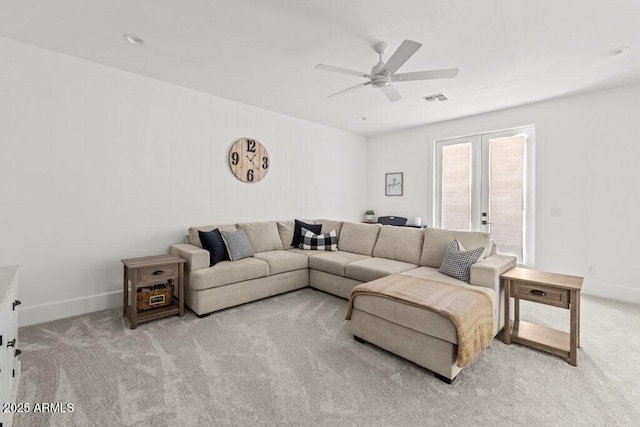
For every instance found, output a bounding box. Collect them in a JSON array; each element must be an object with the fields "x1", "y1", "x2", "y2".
[{"x1": 385, "y1": 172, "x2": 403, "y2": 196}]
